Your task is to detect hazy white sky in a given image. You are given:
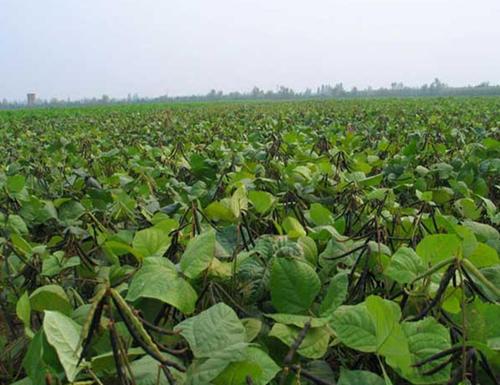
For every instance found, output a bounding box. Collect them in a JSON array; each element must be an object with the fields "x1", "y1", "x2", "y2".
[{"x1": 1, "y1": 0, "x2": 499, "y2": 100}]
